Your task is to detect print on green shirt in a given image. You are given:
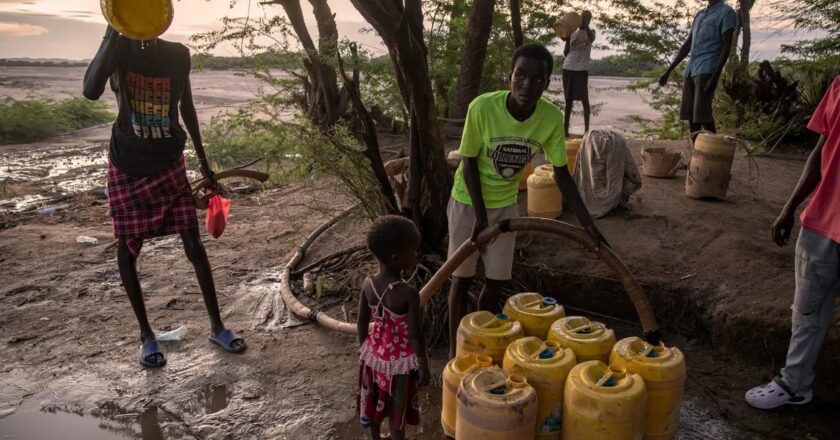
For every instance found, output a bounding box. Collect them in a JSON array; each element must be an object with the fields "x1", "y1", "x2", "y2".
[{"x1": 451, "y1": 91, "x2": 567, "y2": 209}]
